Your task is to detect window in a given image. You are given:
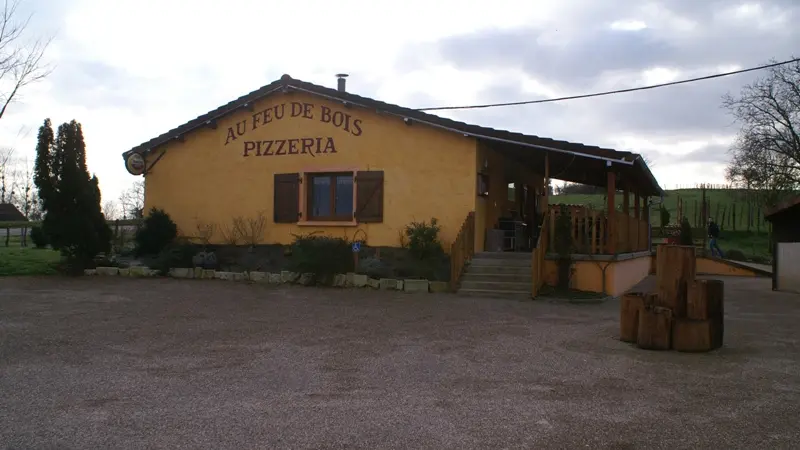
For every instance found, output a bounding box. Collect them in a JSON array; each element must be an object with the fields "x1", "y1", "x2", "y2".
[
  {"x1": 273, "y1": 170, "x2": 384, "y2": 224},
  {"x1": 307, "y1": 172, "x2": 354, "y2": 221}
]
